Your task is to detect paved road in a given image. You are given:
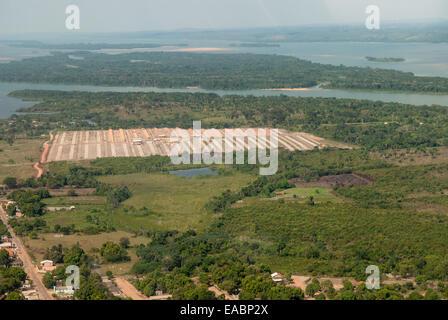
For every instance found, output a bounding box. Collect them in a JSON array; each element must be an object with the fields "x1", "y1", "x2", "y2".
[{"x1": 0, "y1": 206, "x2": 53, "y2": 300}]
